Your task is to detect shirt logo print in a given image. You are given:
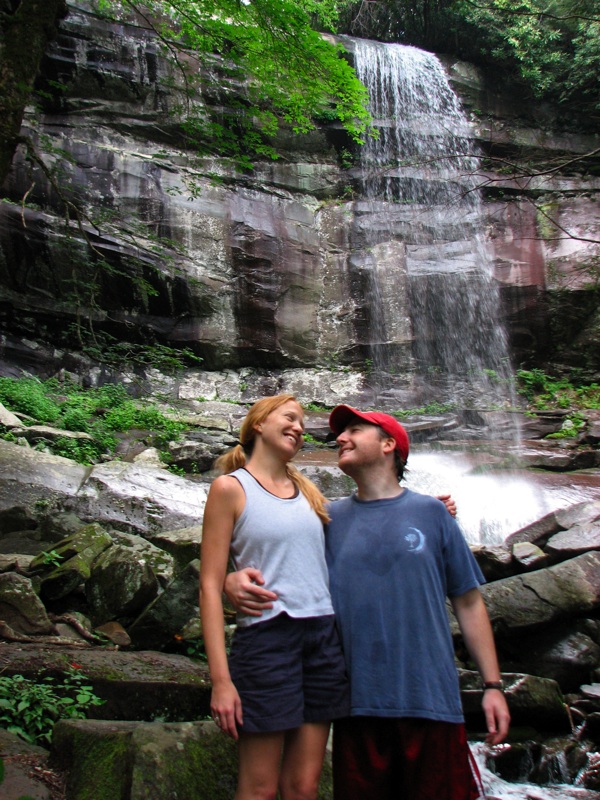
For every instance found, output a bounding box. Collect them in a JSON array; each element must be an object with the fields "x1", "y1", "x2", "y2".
[{"x1": 405, "y1": 527, "x2": 426, "y2": 552}]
